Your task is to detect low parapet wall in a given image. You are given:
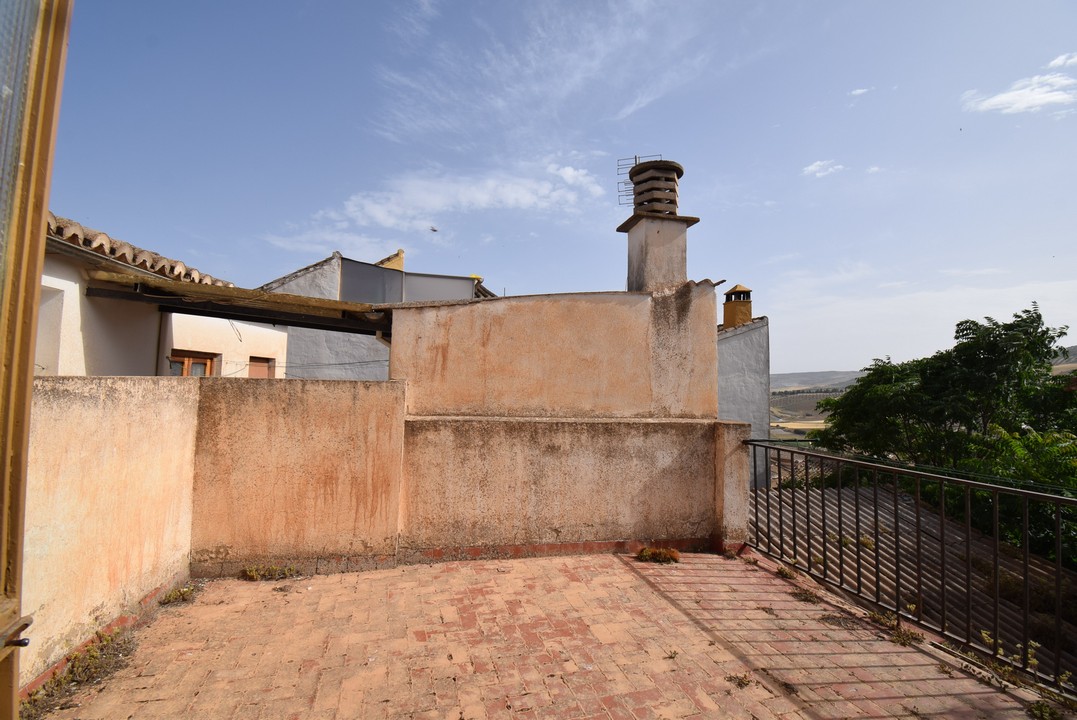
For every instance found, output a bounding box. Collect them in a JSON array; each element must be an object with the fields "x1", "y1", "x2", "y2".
[
  {"x1": 398, "y1": 417, "x2": 730, "y2": 561},
  {"x1": 23, "y1": 377, "x2": 199, "y2": 686},
  {"x1": 22, "y1": 376, "x2": 749, "y2": 689},
  {"x1": 189, "y1": 379, "x2": 406, "y2": 577}
]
